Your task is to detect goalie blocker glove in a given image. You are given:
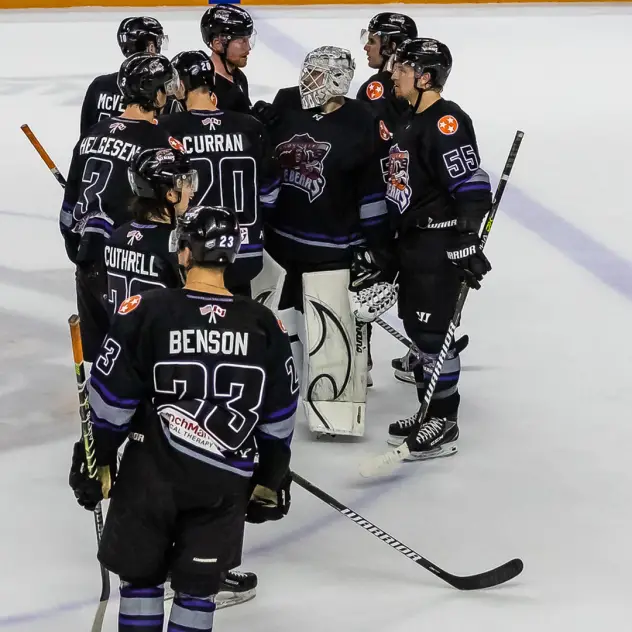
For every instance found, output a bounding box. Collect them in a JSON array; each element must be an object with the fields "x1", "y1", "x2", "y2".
[
  {"x1": 446, "y1": 220, "x2": 491, "y2": 290},
  {"x1": 348, "y1": 246, "x2": 398, "y2": 322}
]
